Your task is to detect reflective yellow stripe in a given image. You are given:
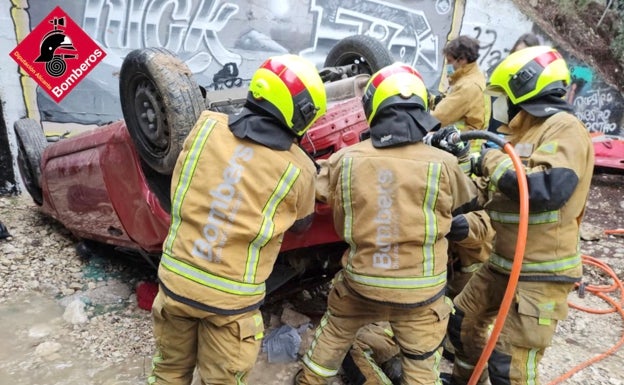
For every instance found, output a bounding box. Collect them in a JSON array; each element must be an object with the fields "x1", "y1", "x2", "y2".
[
  {"x1": 302, "y1": 355, "x2": 339, "y2": 378},
  {"x1": 303, "y1": 310, "x2": 340, "y2": 378},
  {"x1": 245, "y1": 163, "x2": 300, "y2": 283},
  {"x1": 526, "y1": 348, "x2": 539, "y2": 385},
  {"x1": 160, "y1": 253, "x2": 265, "y2": 295},
  {"x1": 459, "y1": 160, "x2": 472, "y2": 175},
  {"x1": 148, "y1": 350, "x2": 164, "y2": 384},
  {"x1": 341, "y1": 158, "x2": 357, "y2": 267},
  {"x1": 455, "y1": 356, "x2": 475, "y2": 370},
  {"x1": 423, "y1": 163, "x2": 441, "y2": 276},
  {"x1": 537, "y1": 141, "x2": 557, "y2": 155},
  {"x1": 345, "y1": 269, "x2": 447, "y2": 289},
  {"x1": 433, "y1": 350, "x2": 443, "y2": 384},
  {"x1": 461, "y1": 262, "x2": 482, "y2": 273},
  {"x1": 235, "y1": 371, "x2": 245, "y2": 385},
  {"x1": 490, "y1": 157, "x2": 513, "y2": 187},
  {"x1": 490, "y1": 252, "x2": 582, "y2": 273},
  {"x1": 364, "y1": 350, "x2": 393, "y2": 384},
  {"x1": 488, "y1": 210, "x2": 559, "y2": 224},
  {"x1": 163, "y1": 118, "x2": 217, "y2": 255}
]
